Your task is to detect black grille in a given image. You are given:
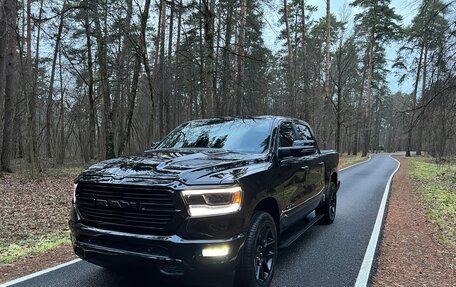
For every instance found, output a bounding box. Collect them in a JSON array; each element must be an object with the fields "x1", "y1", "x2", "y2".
[{"x1": 76, "y1": 183, "x2": 178, "y2": 232}]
